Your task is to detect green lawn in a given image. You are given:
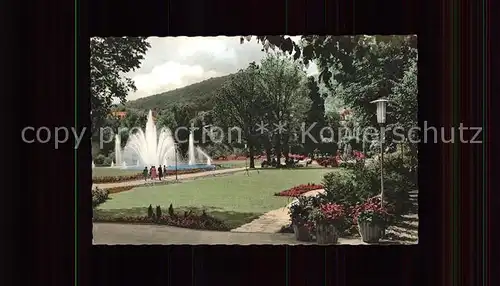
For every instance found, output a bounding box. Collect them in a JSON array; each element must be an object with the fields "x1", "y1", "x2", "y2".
[
  {"x1": 92, "y1": 167, "x2": 141, "y2": 178},
  {"x1": 98, "y1": 168, "x2": 332, "y2": 213}
]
